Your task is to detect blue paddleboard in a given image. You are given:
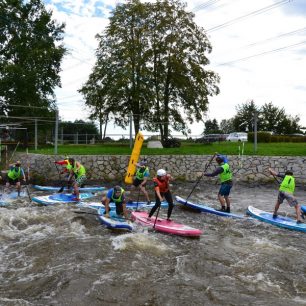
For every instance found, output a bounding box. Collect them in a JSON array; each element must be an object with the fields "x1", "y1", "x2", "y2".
[
  {"x1": 97, "y1": 207, "x2": 134, "y2": 231},
  {"x1": 32, "y1": 193, "x2": 94, "y2": 206},
  {"x1": 247, "y1": 206, "x2": 306, "y2": 233},
  {"x1": 33, "y1": 185, "x2": 106, "y2": 192},
  {"x1": 175, "y1": 196, "x2": 244, "y2": 219}
]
